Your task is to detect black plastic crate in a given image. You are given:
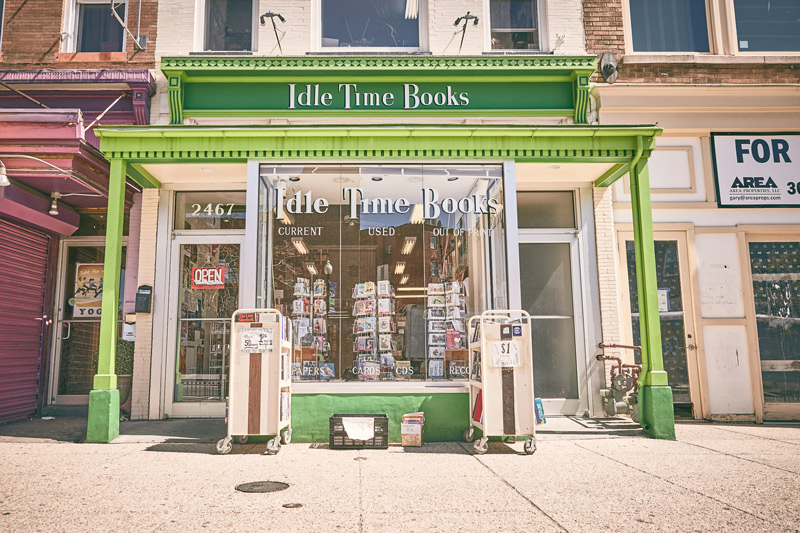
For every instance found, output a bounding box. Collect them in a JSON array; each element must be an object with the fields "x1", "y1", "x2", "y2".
[{"x1": 329, "y1": 413, "x2": 389, "y2": 449}]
